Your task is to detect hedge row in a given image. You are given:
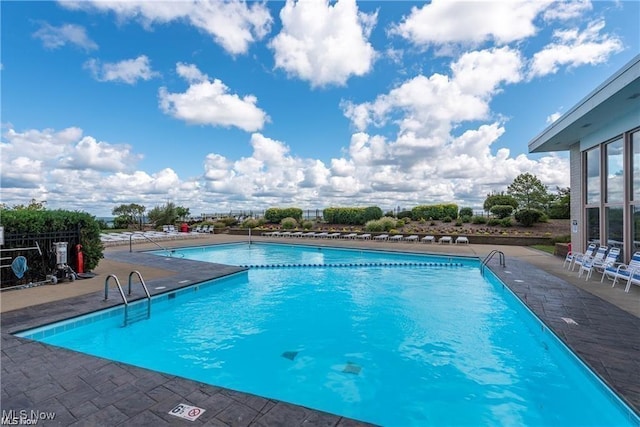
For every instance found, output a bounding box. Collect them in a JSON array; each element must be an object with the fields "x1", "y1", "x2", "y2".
[
  {"x1": 322, "y1": 207, "x2": 383, "y2": 225},
  {"x1": 264, "y1": 208, "x2": 303, "y2": 223},
  {"x1": 0, "y1": 209, "x2": 104, "y2": 271},
  {"x1": 411, "y1": 204, "x2": 459, "y2": 221}
]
